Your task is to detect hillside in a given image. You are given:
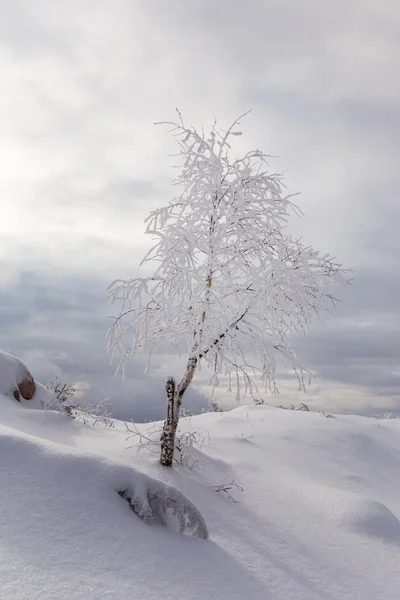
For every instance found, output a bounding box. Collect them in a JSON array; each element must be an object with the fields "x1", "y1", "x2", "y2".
[{"x1": 1, "y1": 391, "x2": 400, "y2": 599}]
